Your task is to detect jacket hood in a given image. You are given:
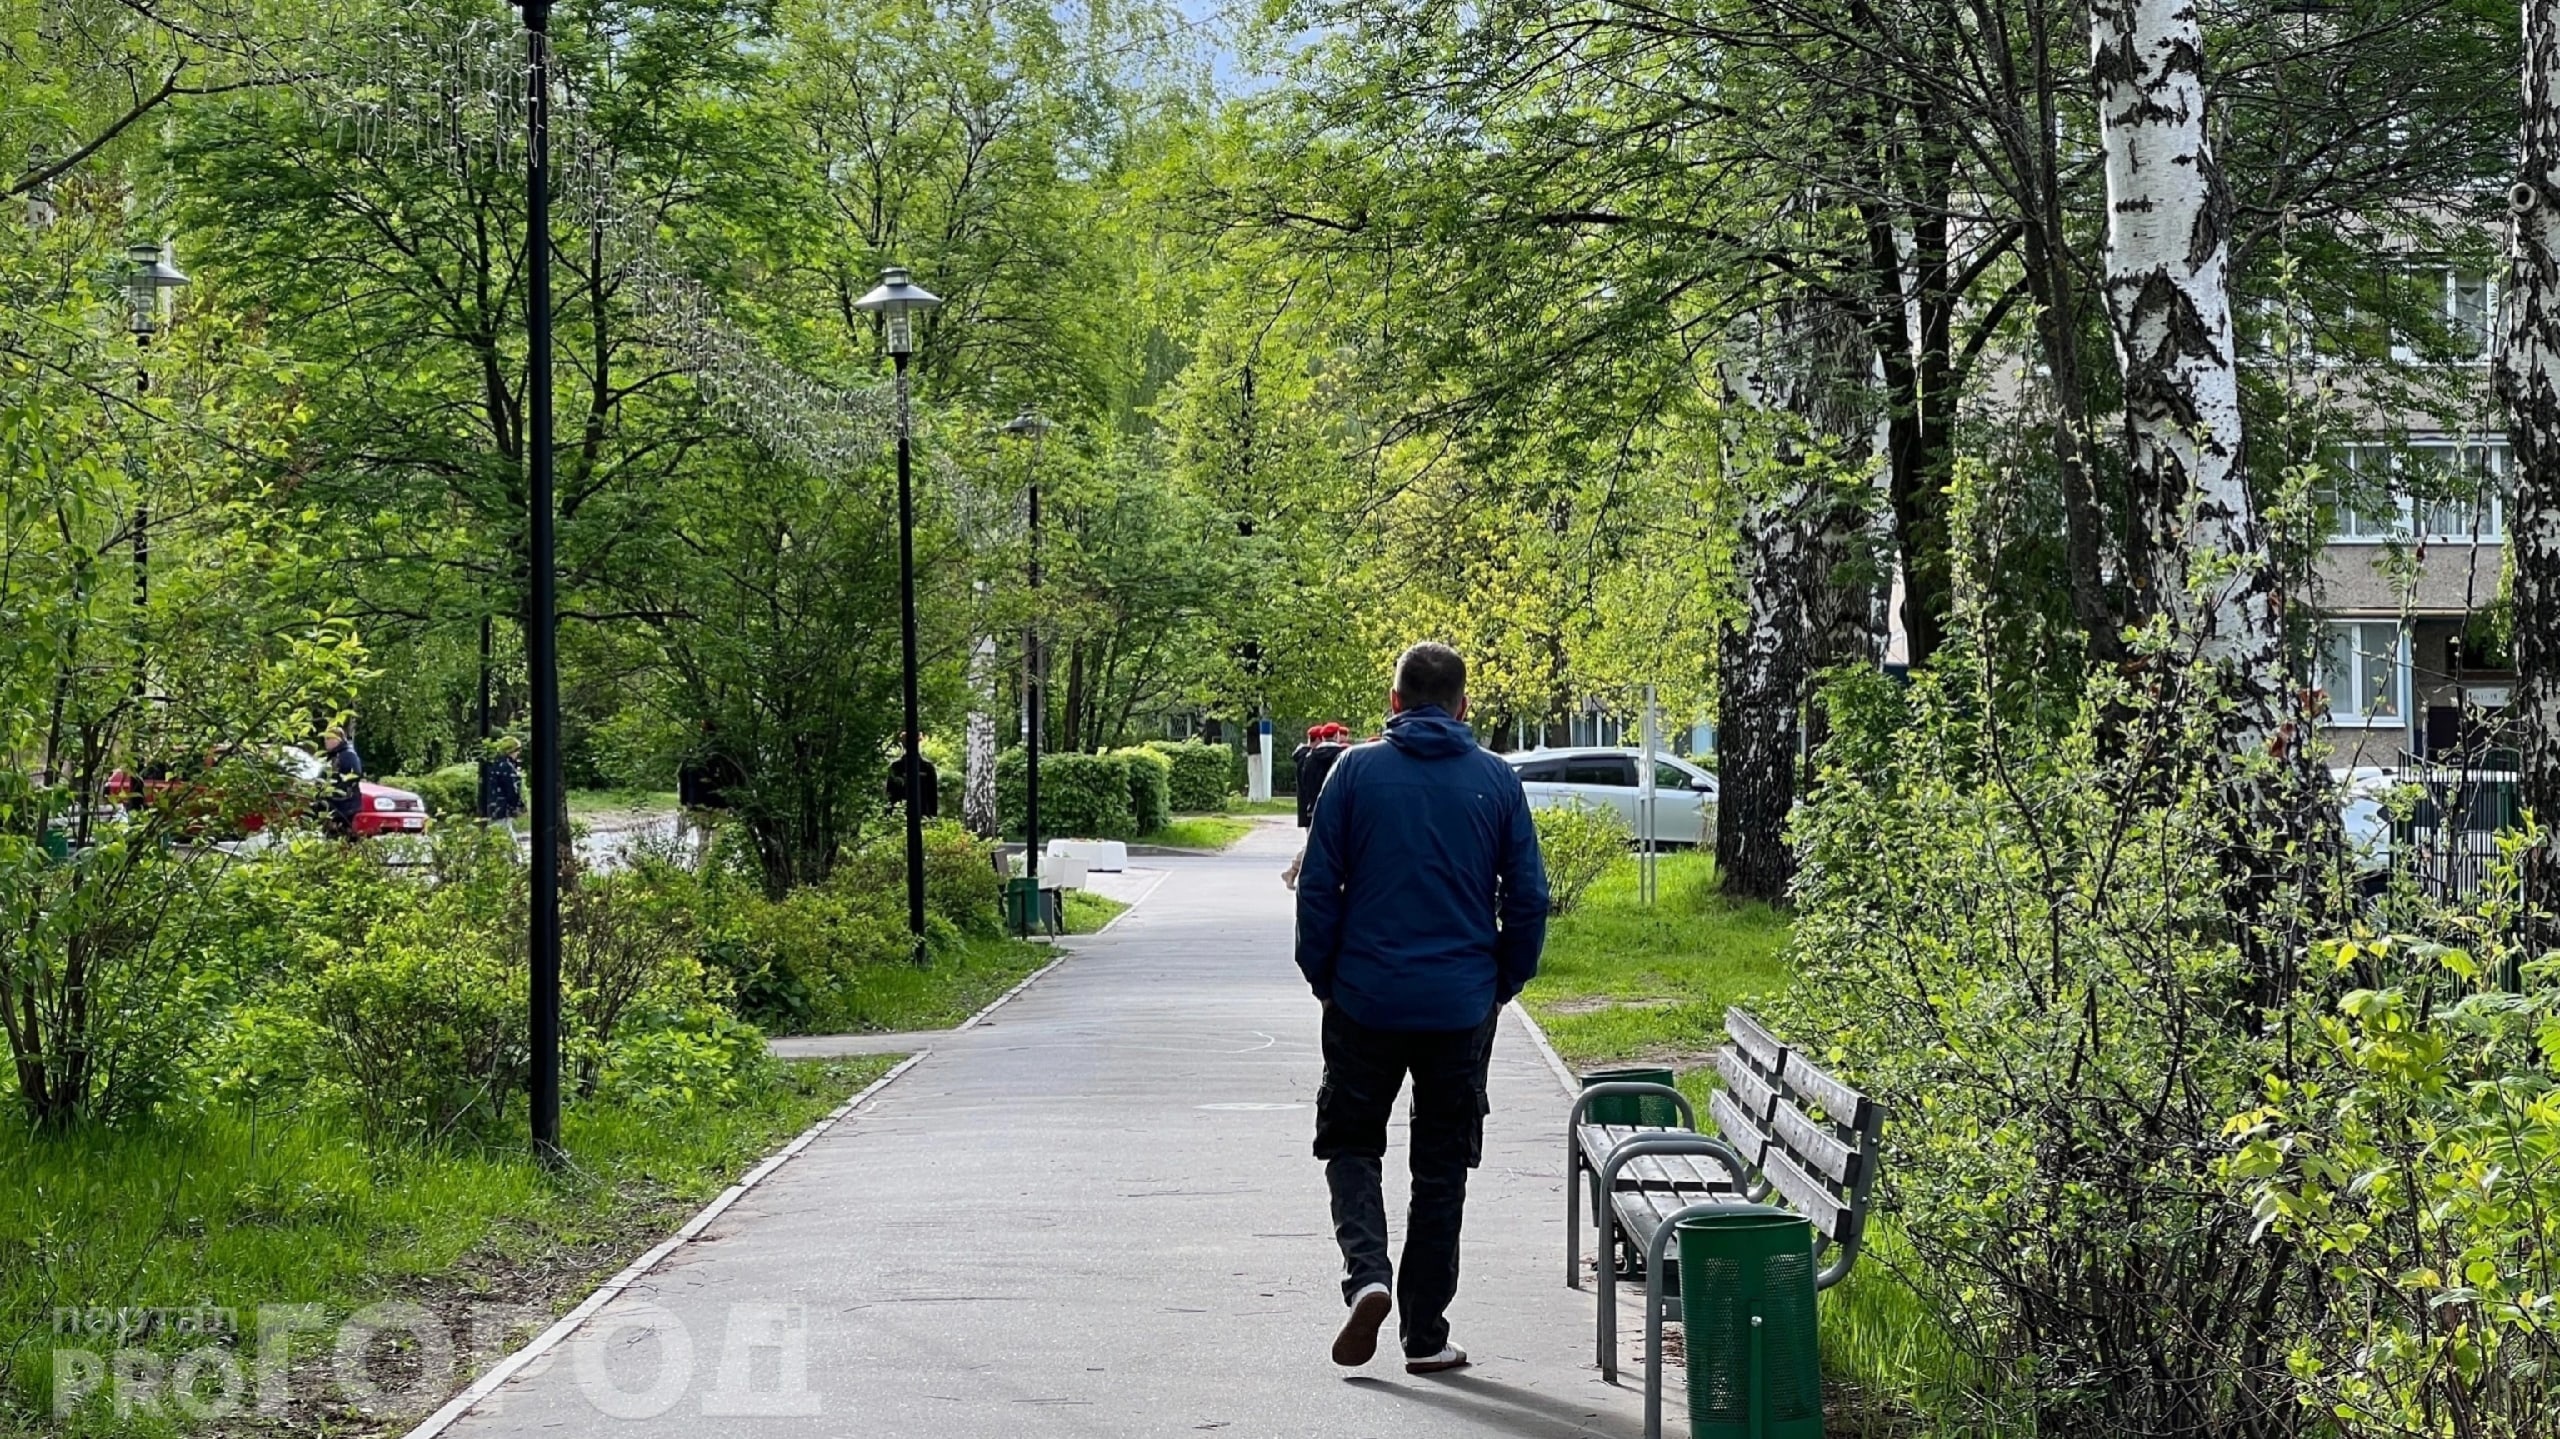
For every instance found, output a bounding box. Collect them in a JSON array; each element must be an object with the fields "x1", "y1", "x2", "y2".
[{"x1": 1384, "y1": 706, "x2": 1478, "y2": 760}]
